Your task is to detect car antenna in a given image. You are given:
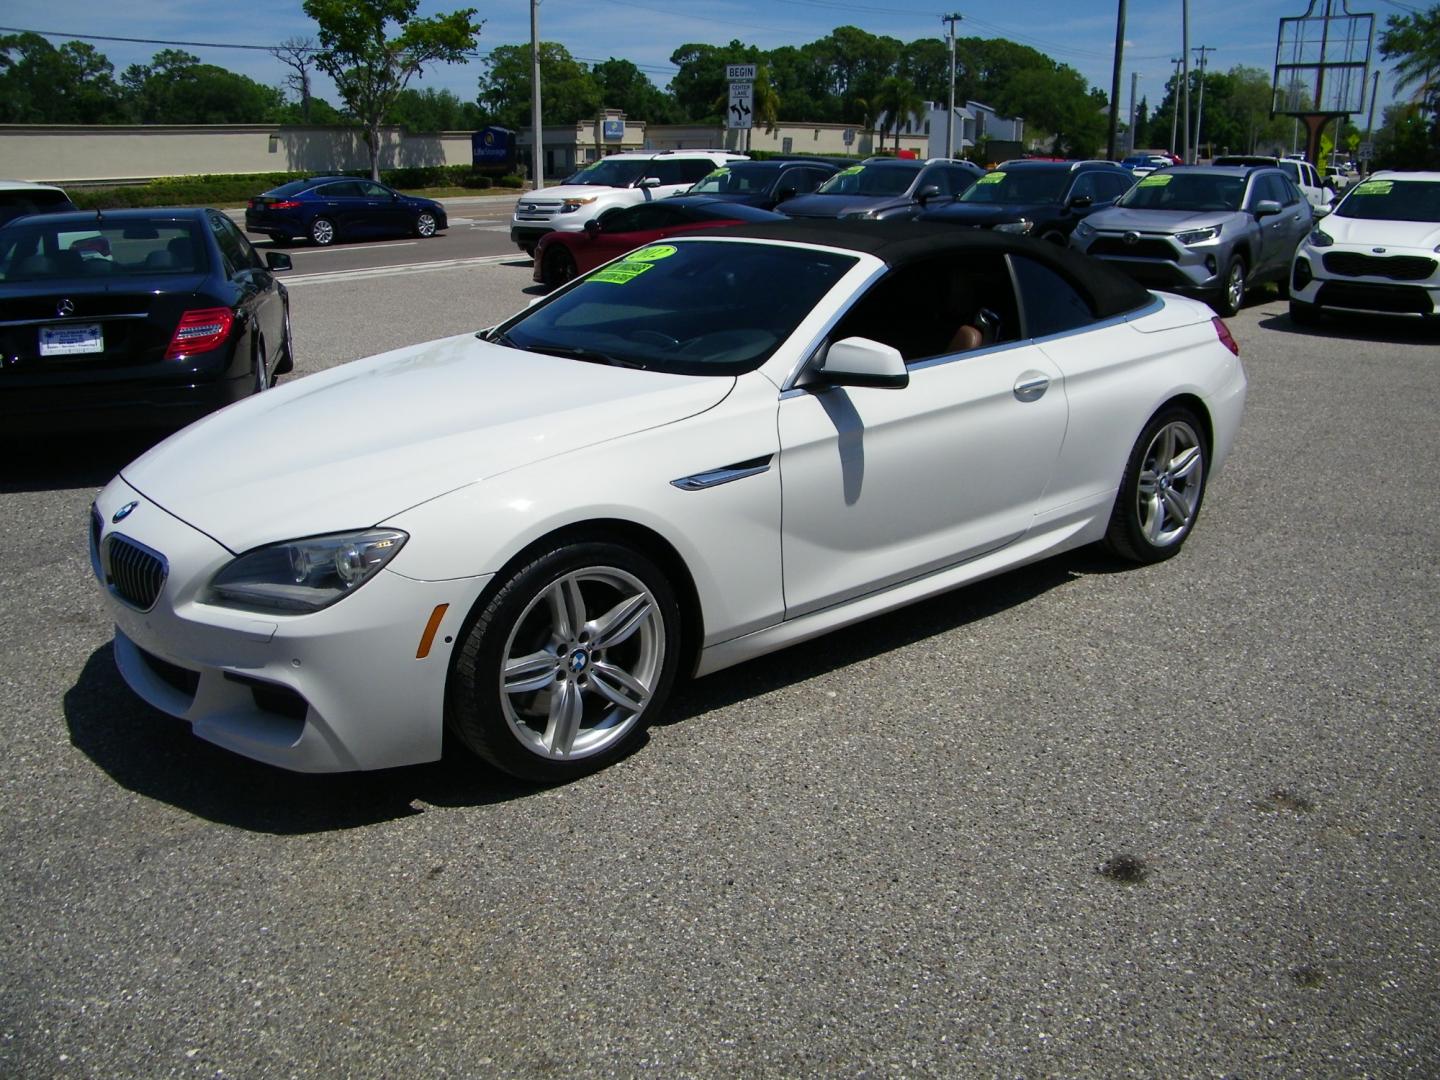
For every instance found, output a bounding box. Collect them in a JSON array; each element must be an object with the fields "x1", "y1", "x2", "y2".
[{"x1": 95, "y1": 207, "x2": 104, "y2": 223}]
